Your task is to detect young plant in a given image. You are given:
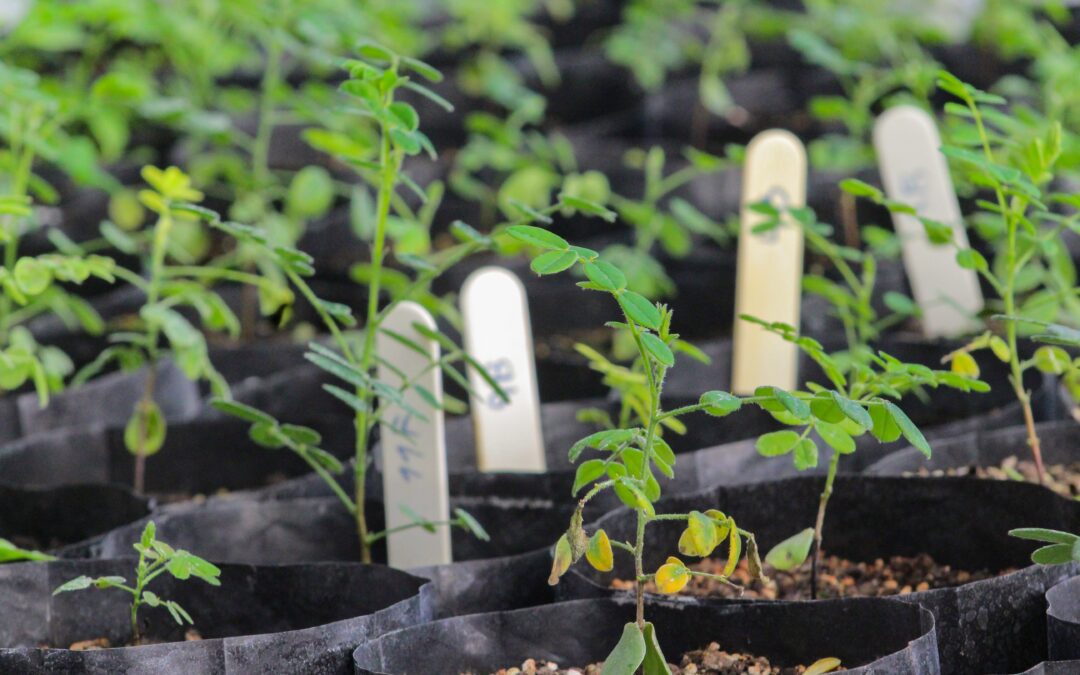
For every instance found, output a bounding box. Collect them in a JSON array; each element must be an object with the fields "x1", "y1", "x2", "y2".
[
  {"x1": 605, "y1": 146, "x2": 733, "y2": 299},
  {"x1": 53, "y1": 521, "x2": 221, "y2": 645},
  {"x1": 0, "y1": 61, "x2": 118, "y2": 404},
  {"x1": 210, "y1": 44, "x2": 612, "y2": 564},
  {"x1": 512, "y1": 225, "x2": 767, "y2": 671},
  {"x1": 856, "y1": 72, "x2": 1080, "y2": 485},
  {"x1": 75, "y1": 165, "x2": 294, "y2": 494},
  {"x1": 0, "y1": 538, "x2": 54, "y2": 563},
  {"x1": 746, "y1": 203, "x2": 985, "y2": 597}
]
